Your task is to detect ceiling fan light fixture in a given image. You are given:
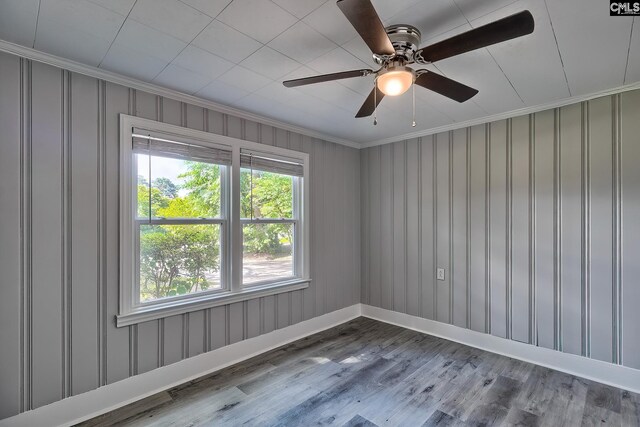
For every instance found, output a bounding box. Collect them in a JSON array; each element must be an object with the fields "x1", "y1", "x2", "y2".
[
  {"x1": 377, "y1": 66, "x2": 415, "y2": 96},
  {"x1": 282, "y1": 1, "x2": 533, "y2": 119}
]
